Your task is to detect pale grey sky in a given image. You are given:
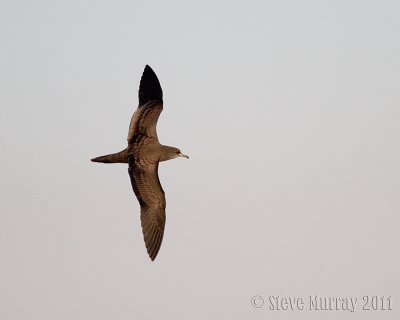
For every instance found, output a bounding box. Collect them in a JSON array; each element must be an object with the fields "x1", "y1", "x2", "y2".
[{"x1": 1, "y1": 1, "x2": 399, "y2": 319}]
